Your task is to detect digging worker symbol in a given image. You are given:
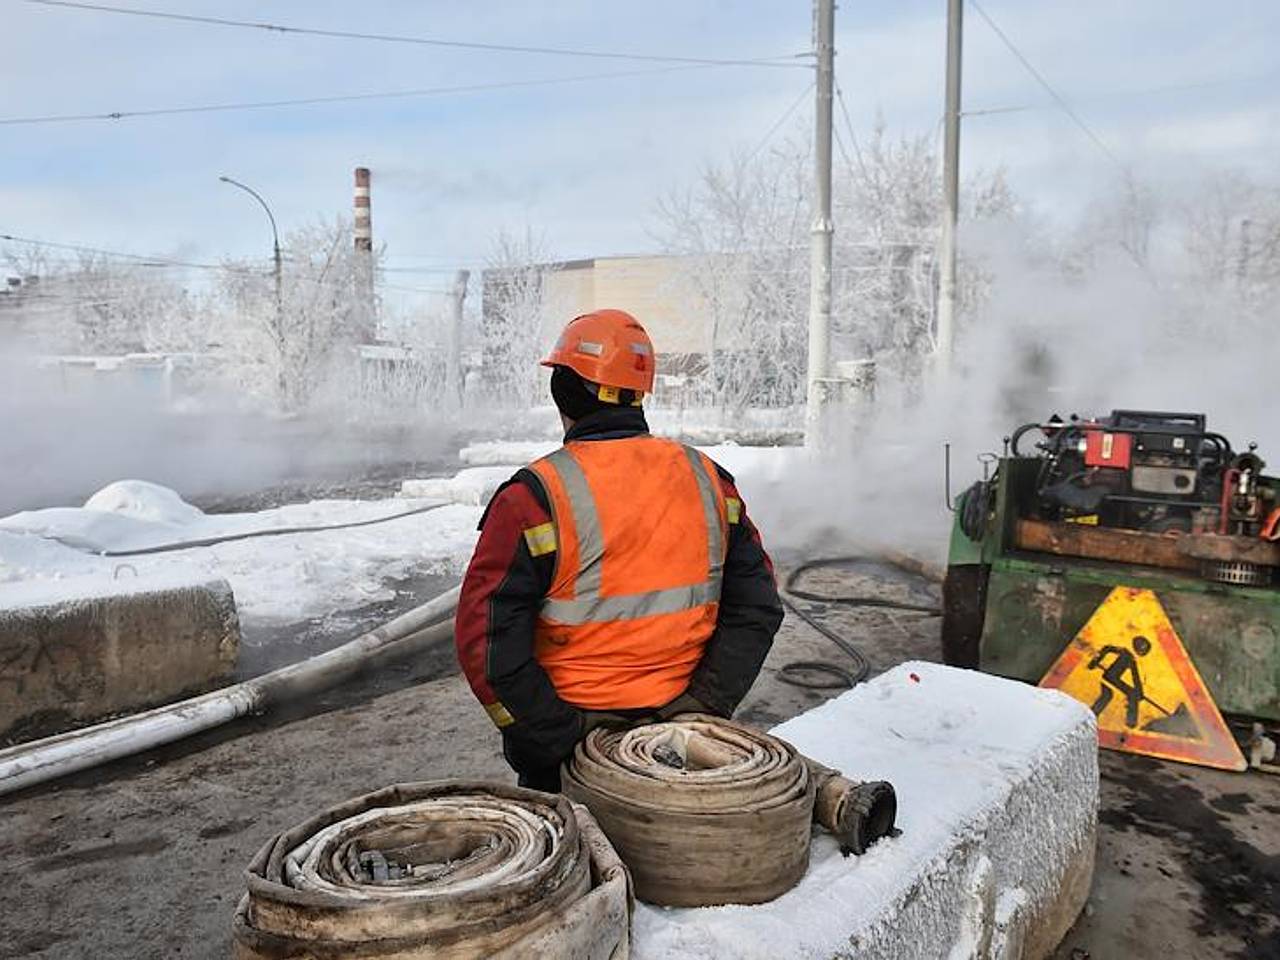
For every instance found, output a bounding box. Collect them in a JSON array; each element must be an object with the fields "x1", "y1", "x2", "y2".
[
  {"x1": 1087, "y1": 635, "x2": 1166, "y2": 728},
  {"x1": 455, "y1": 309, "x2": 784, "y2": 791}
]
